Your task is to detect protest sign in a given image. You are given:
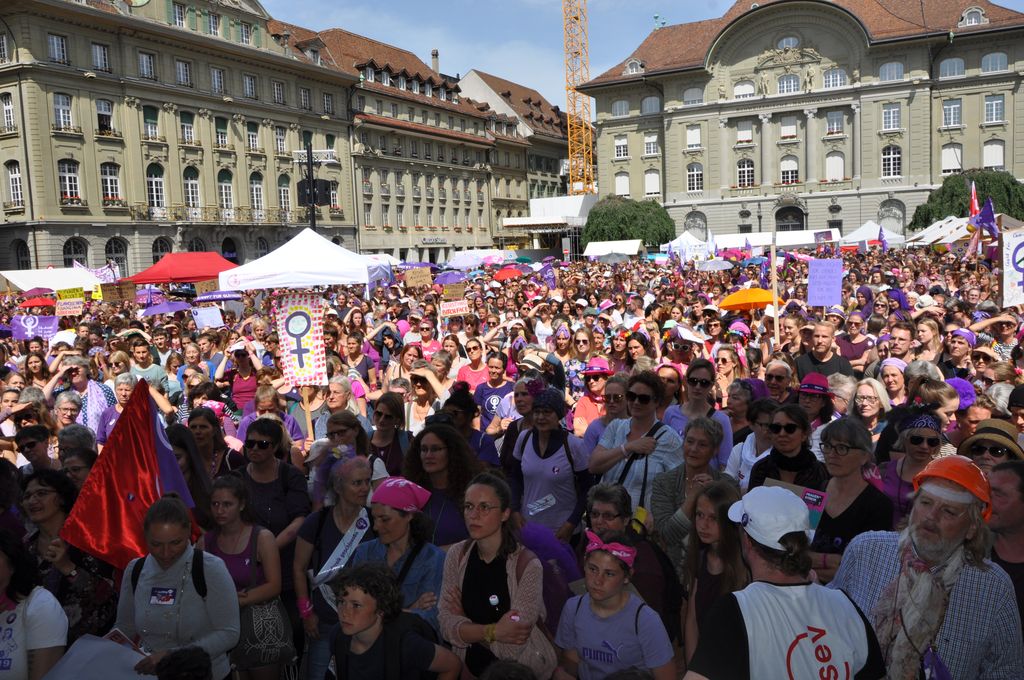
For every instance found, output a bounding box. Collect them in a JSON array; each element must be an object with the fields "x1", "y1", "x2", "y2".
[
  {"x1": 191, "y1": 306, "x2": 224, "y2": 329},
  {"x1": 11, "y1": 315, "x2": 60, "y2": 341},
  {"x1": 194, "y1": 279, "x2": 219, "y2": 296},
  {"x1": 807, "y1": 259, "x2": 843, "y2": 307},
  {"x1": 442, "y1": 283, "x2": 467, "y2": 300},
  {"x1": 766, "y1": 479, "x2": 827, "y2": 530},
  {"x1": 439, "y1": 300, "x2": 471, "y2": 317},
  {"x1": 274, "y1": 293, "x2": 327, "y2": 386},
  {"x1": 117, "y1": 282, "x2": 138, "y2": 302},
  {"x1": 1002, "y1": 229, "x2": 1024, "y2": 308},
  {"x1": 404, "y1": 267, "x2": 433, "y2": 288},
  {"x1": 56, "y1": 287, "x2": 85, "y2": 317},
  {"x1": 99, "y1": 283, "x2": 124, "y2": 303}
]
